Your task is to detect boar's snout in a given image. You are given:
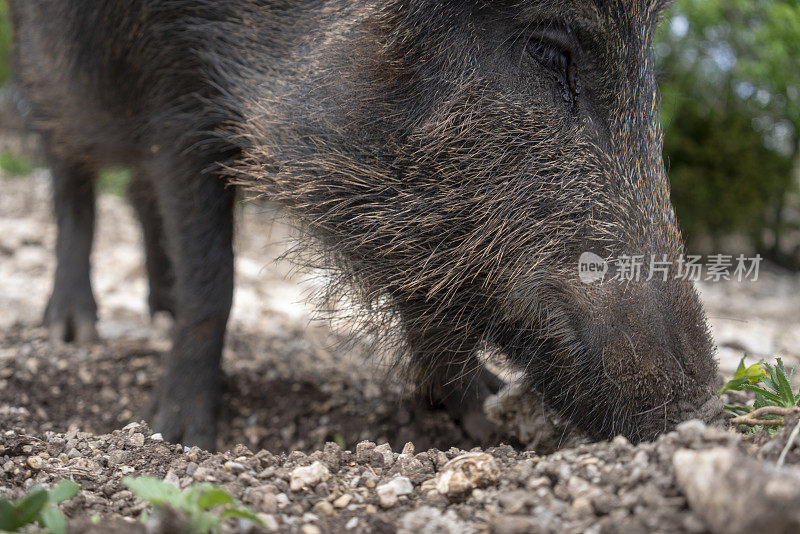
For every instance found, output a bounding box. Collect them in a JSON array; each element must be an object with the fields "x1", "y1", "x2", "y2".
[{"x1": 505, "y1": 275, "x2": 719, "y2": 443}]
